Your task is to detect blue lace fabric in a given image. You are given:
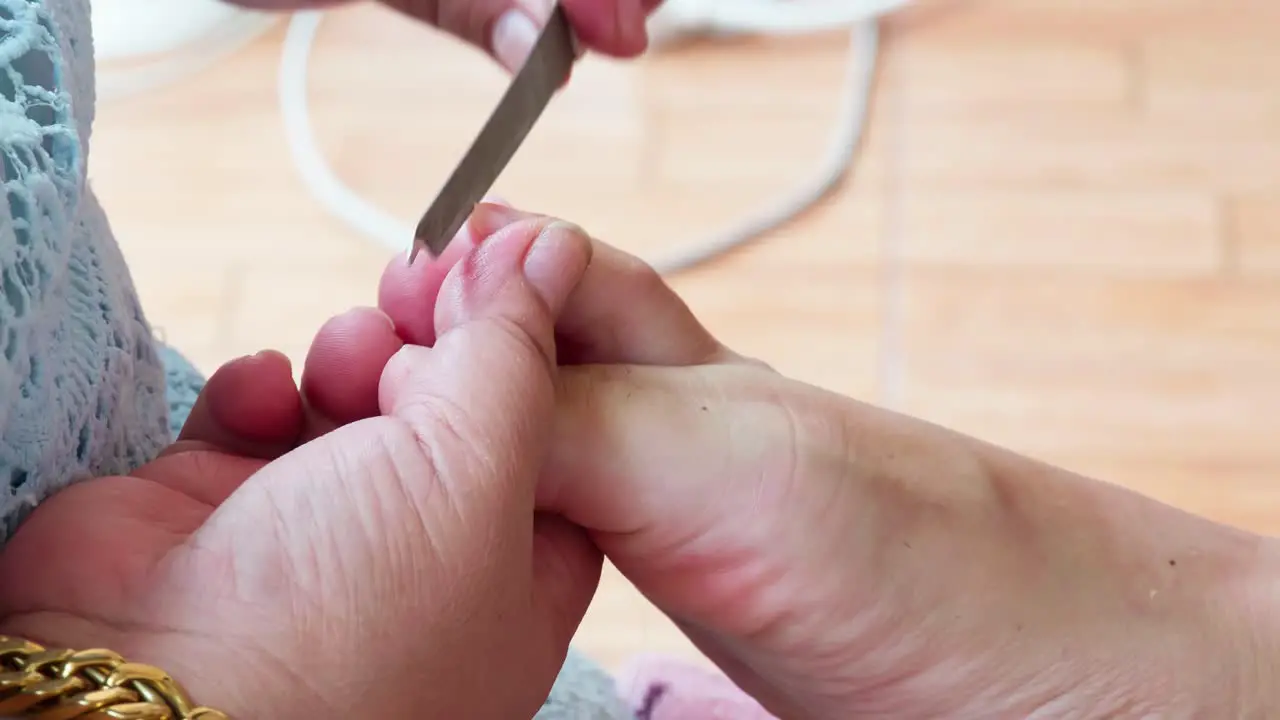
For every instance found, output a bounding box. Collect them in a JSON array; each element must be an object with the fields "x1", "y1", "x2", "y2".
[{"x1": 0, "y1": 0, "x2": 179, "y2": 542}]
